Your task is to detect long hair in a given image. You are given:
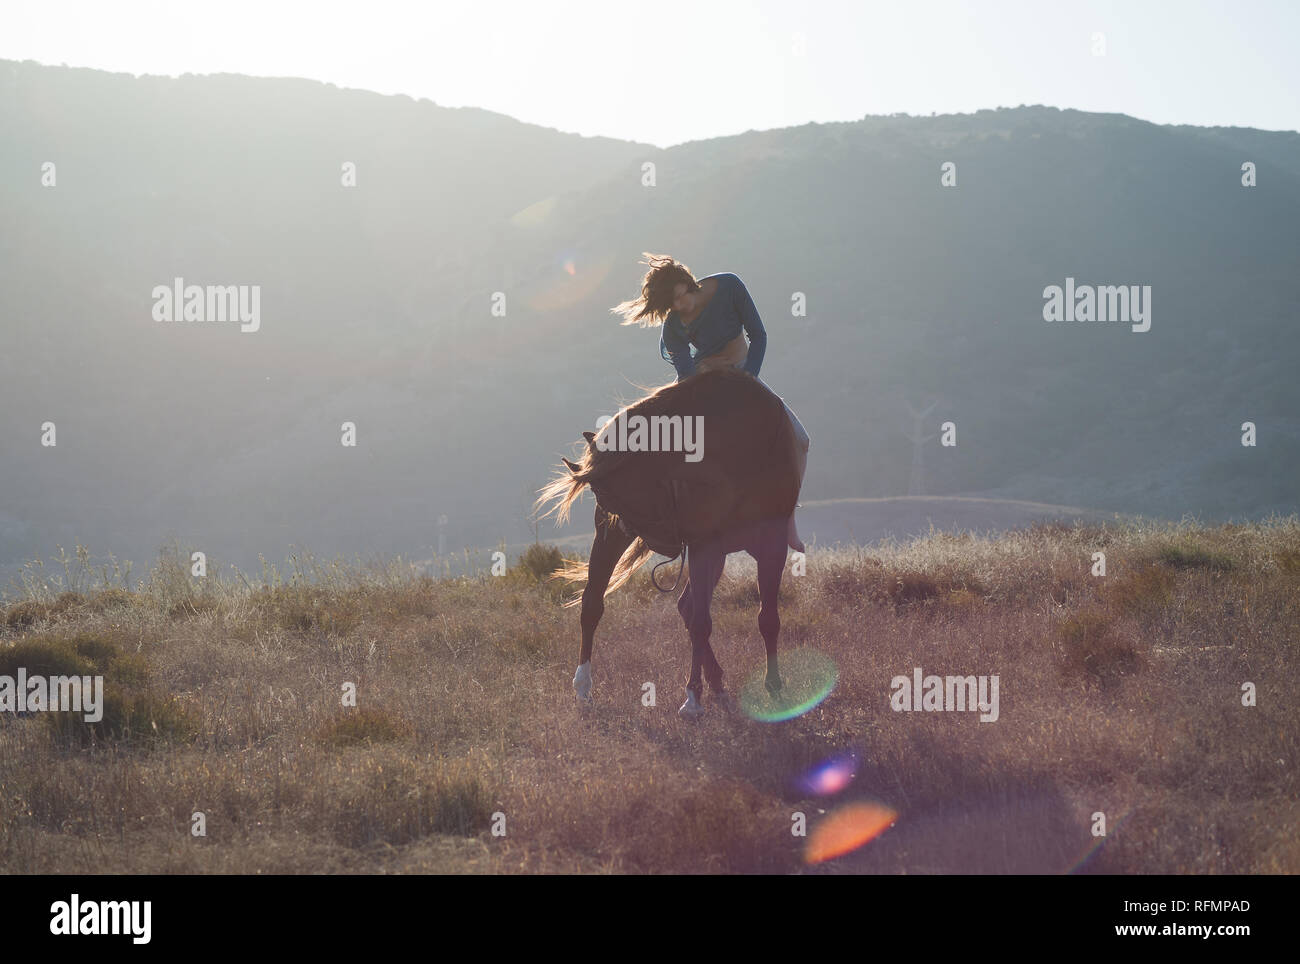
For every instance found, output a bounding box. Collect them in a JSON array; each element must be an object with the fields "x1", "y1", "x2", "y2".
[{"x1": 609, "y1": 252, "x2": 698, "y2": 328}]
